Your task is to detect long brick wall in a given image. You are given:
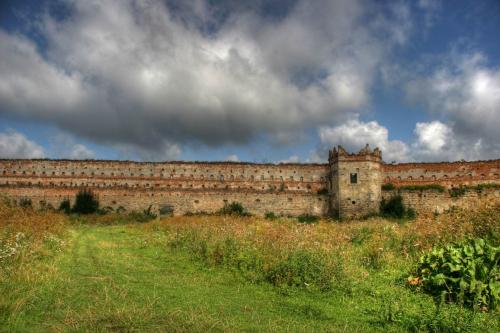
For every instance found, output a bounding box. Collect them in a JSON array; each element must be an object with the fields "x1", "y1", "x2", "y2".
[
  {"x1": 382, "y1": 188, "x2": 500, "y2": 214},
  {"x1": 0, "y1": 159, "x2": 330, "y2": 215},
  {"x1": 0, "y1": 156, "x2": 498, "y2": 217},
  {"x1": 383, "y1": 160, "x2": 499, "y2": 188}
]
